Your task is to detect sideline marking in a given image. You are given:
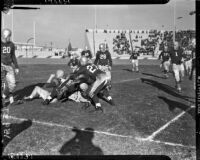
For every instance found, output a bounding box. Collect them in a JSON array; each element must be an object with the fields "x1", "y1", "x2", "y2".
[
  {"x1": 5, "y1": 115, "x2": 195, "y2": 149},
  {"x1": 136, "y1": 105, "x2": 194, "y2": 141},
  {"x1": 6, "y1": 115, "x2": 133, "y2": 138},
  {"x1": 113, "y1": 76, "x2": 150, "y2": 84}
]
